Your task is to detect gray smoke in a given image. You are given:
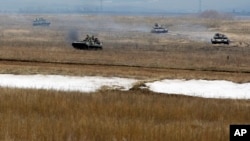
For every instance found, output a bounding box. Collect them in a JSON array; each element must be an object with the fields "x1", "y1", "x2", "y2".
[{"x1": 67, "y1": 28, "x2": 79, "y2": 42}]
